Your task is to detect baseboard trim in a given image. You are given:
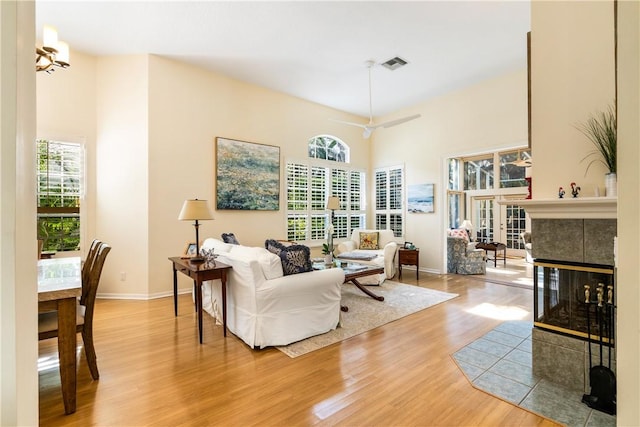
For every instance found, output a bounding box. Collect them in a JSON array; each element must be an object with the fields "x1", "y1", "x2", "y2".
[
  {"x1": 97, "y1": 288, "x2": 191, "y2": 300},
  {"x1": 401, "y1": 266, "x2": 441, "y2": 275}
]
